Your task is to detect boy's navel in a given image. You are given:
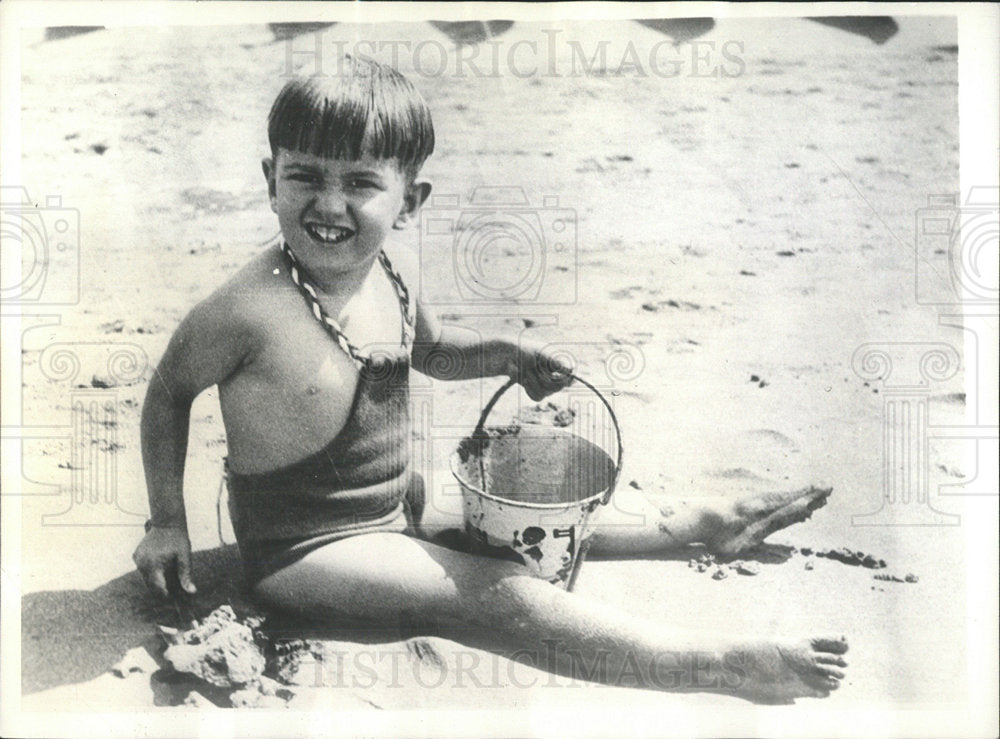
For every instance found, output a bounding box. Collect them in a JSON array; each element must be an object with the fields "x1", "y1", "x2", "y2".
[{"x1": 307, "y1": 385, "x2": 319, "y2": 396}]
